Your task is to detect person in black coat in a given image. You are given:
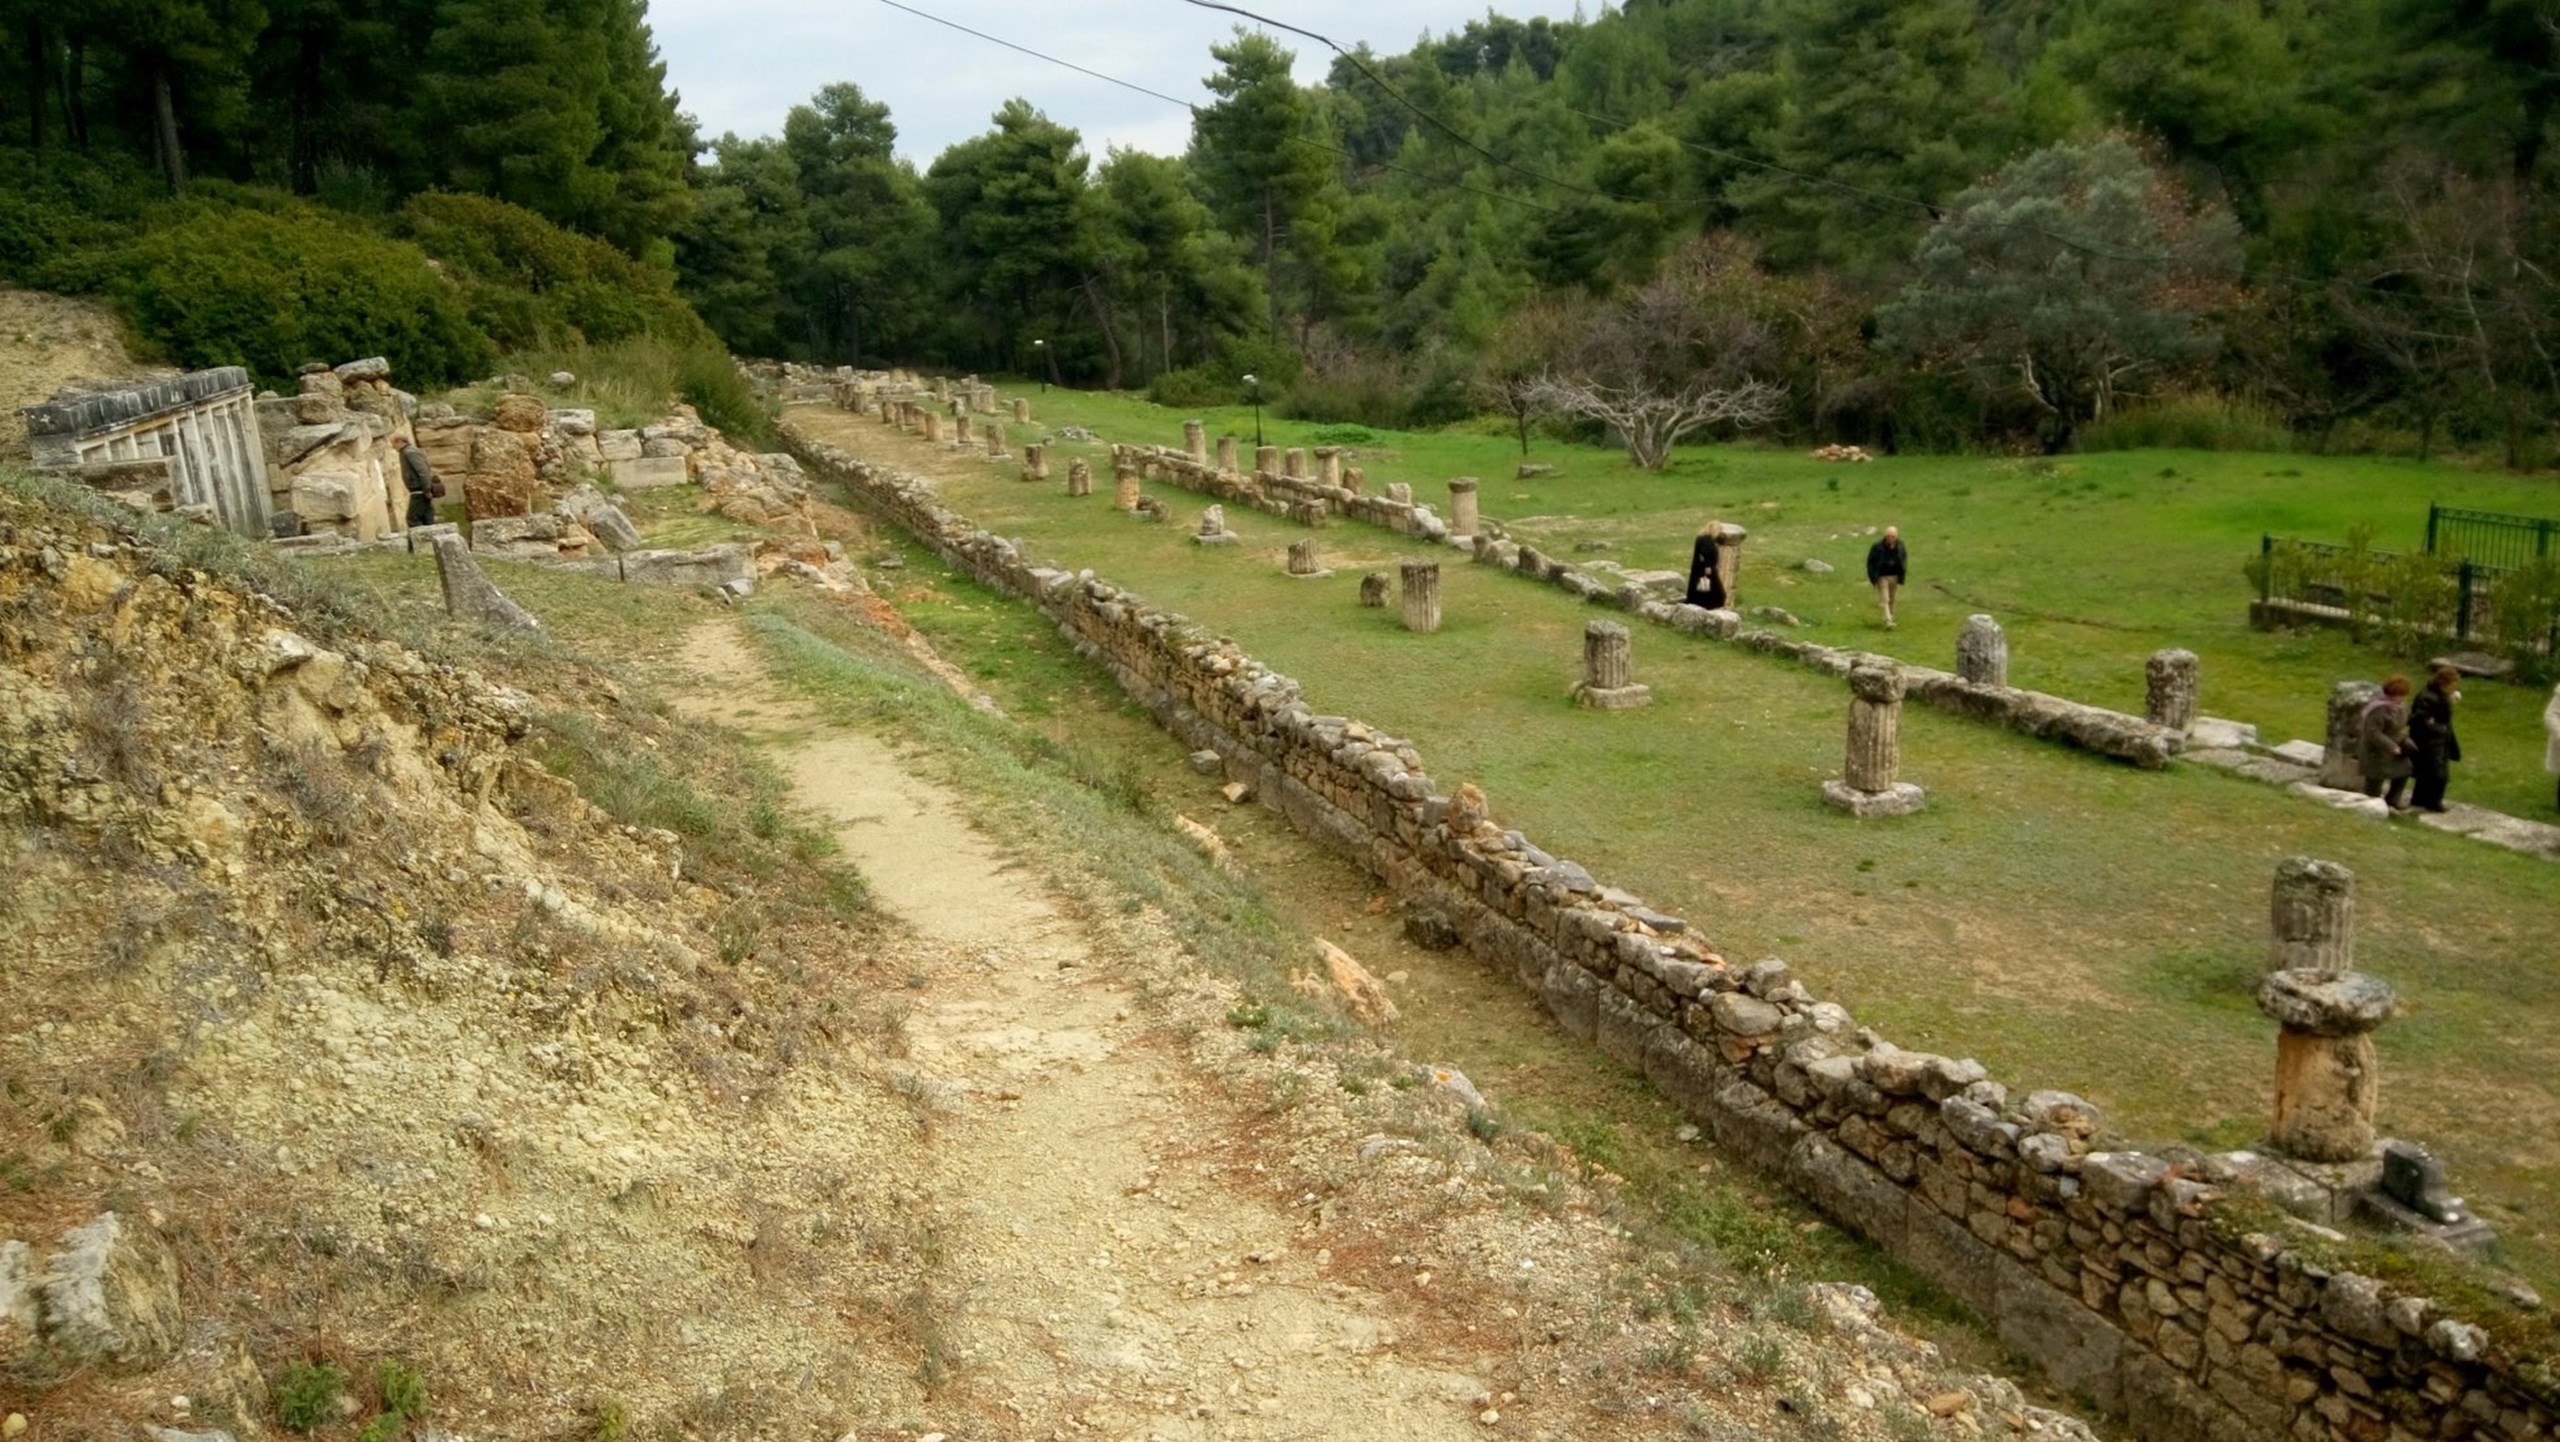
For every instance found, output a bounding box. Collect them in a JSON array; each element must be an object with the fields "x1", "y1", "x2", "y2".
[
  {"x1": 1685, "y1": 522, "x2": 1728, "y2": 608},
  {"x1": 393, "y1": 434, "x2": 439, "y2": 529},
  {"x1": 2409, "y1": 664, "x2": 2462, "y2": 812},
  {"x1": 1865, "y1": 526, "x2": 1907, "y2": 629}
]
